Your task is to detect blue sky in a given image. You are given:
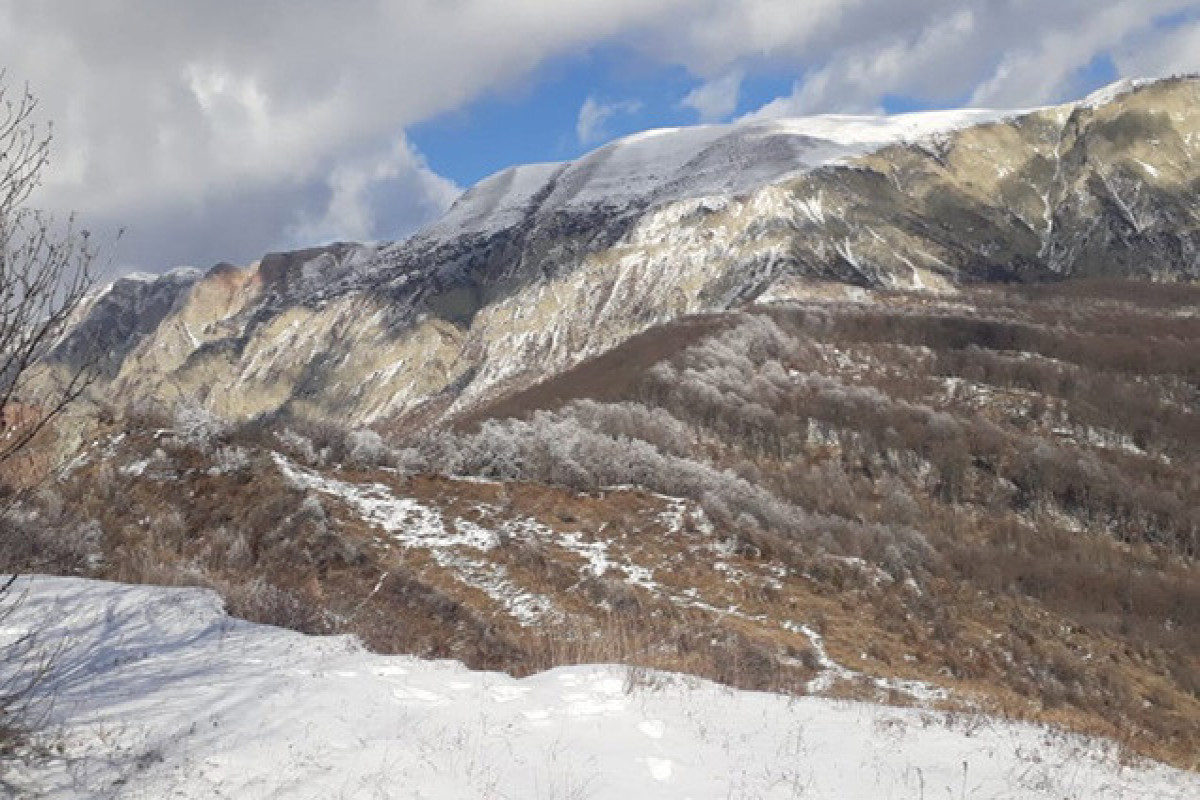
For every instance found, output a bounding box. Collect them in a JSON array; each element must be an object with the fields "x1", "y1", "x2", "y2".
[
  {"x1": 410, "y1": 52, "x2": 1114, "y2": 190},
  {"x1": 410, "y1": 46, "x2": 797, "y2": 187},
  {"x1": 4, "y1": 1, "x2": 1199, "y2": 270},
  {"x1": 410, "y1": 35, "x2": 1143, "y2": 190}
]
